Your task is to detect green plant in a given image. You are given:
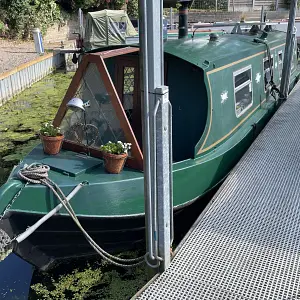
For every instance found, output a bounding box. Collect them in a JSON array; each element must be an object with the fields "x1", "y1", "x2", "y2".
[
  {"x1": 100, "y1": 141, "x2": 131, "y2": 155},
  {"x1": 0, "y1": 20, "x2": 7, "y2": 36},
  {"x1": 40, "y1": 122, "x2": 61, "y2": 137},
  {"x1": 0, "y1": 0, "x2": 61, "y2": 39},
  {"x1": 127, "y1": 0, "x2": 138, "y2": 18}
]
